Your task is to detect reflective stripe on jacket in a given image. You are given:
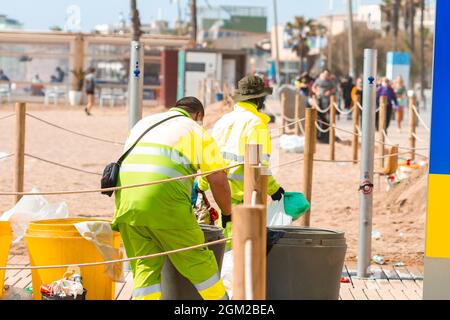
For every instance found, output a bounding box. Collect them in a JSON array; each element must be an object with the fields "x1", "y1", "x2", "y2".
[
  {"x1": 113, "y1": 107, "x2": 227, "y2": 230},
  {"x1": 198, "y1": 101, "x2": 280, "y2": 202}
]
